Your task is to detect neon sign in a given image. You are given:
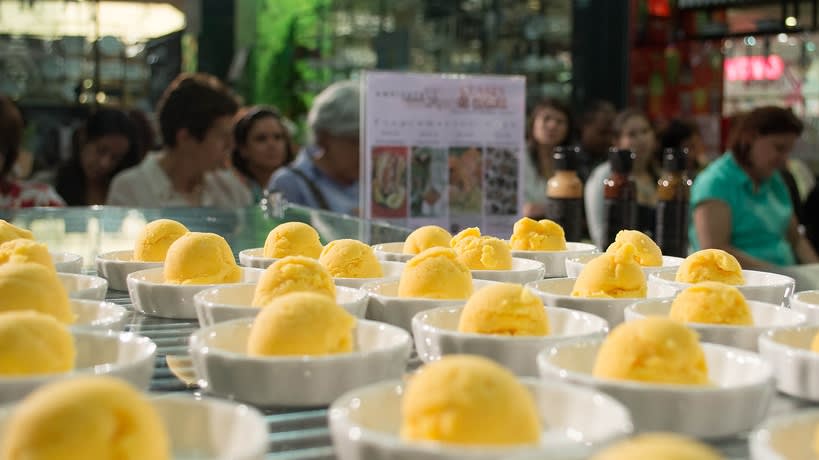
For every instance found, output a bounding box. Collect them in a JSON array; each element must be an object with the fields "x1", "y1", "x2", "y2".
[{"x1": 724, "y1": 55, "x2": 785, "y2": 81}]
